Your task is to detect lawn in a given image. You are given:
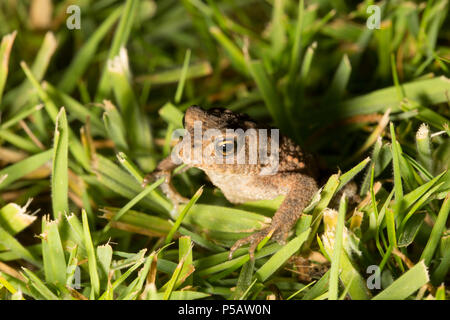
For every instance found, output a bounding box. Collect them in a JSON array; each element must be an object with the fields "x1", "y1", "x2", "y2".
[{"x1": 0, "y1": 0, "x2": 448, "y2": 300}]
